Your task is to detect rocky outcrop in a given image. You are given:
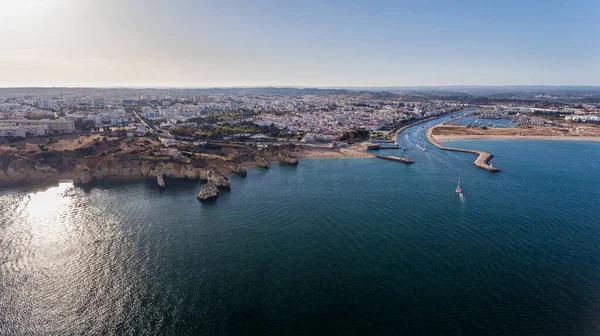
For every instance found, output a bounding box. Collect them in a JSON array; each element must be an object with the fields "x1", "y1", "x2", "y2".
[
  {"x1": 197, "y1": 182, "x2": 219, "y2": 201},
  {"x1": 259, "y1": 144, "x2": 298, "y2": 157},
  {"x1": 198, "y1": 169, "x2": 230, "y2": 188},
  {"x1": 255, "y1": 154, "x2": 270, "y2": 168},
  {"x1": 74, "y1": 168, "x2": 94, "y2": 185},
  {"x1": 278, "y1": 153, "x2": 298, "y2": 165},
  {"x1": 252, "y1": 144, "x2": 300, "y2": 167},
  {"x1": 0, "y1": 156, "x2": 60, "y2": 182},
  {"x1": 157, "y1": 175, "x2": 165, "y2": 188},
  {"x1": 210, "y1": 159, "x2": 247, "y2": 177}
]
